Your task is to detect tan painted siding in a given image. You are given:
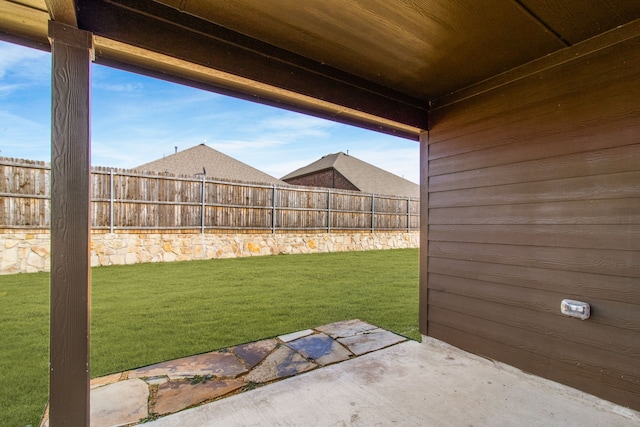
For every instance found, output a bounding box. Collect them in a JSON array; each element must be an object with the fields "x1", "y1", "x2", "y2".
[{"x1": 425, "y1": 31, "x2": 640, "y2": 409}]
